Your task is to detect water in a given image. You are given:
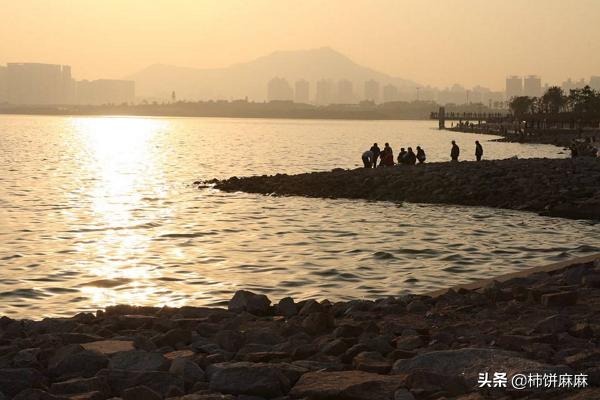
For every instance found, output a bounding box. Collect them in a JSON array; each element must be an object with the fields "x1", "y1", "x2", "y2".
[{"x1": 1, "y1": 115, "x2": 598, "y2": 319}]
